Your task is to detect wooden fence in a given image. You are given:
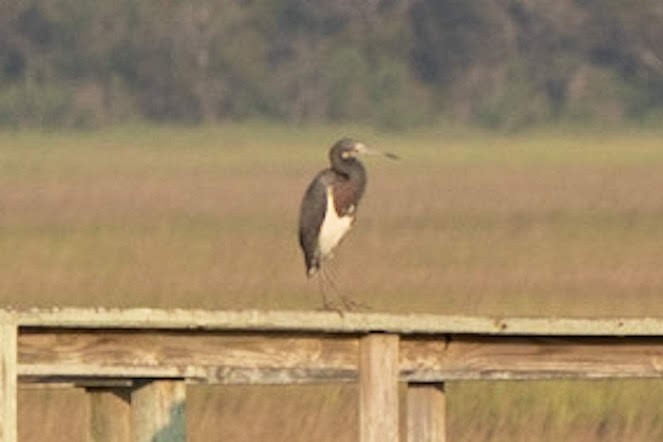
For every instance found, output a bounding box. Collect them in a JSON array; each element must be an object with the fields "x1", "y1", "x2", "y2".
[{"x1": 2, "y1": 308, "x2": 663, "y2": 442}]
